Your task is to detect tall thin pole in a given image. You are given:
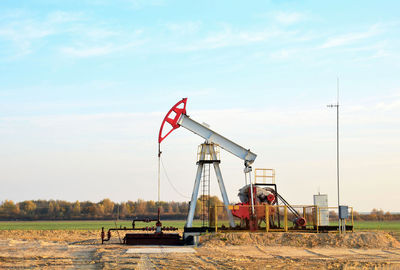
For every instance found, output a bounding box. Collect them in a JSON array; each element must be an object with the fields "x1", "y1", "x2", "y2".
[
  {"x1": 327, "y1": 77, "x2": 341, "y2": 233},
  {"x1": 155, "y1": 143, "x2": 162, "y2": 232},
  {"x1": 336, "y1": 78, "x2": 340, "y2": 233},
  {"x1": 157, "y1": 144, "x2": 161, "y2": 221}
]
